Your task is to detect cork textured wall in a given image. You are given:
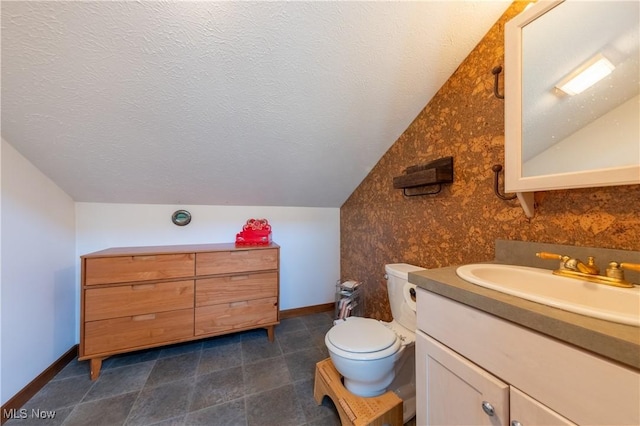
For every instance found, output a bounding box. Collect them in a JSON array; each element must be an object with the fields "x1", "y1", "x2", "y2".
[{"x1": 340, "y1": 1, "x2": 640, "y2": 320}]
